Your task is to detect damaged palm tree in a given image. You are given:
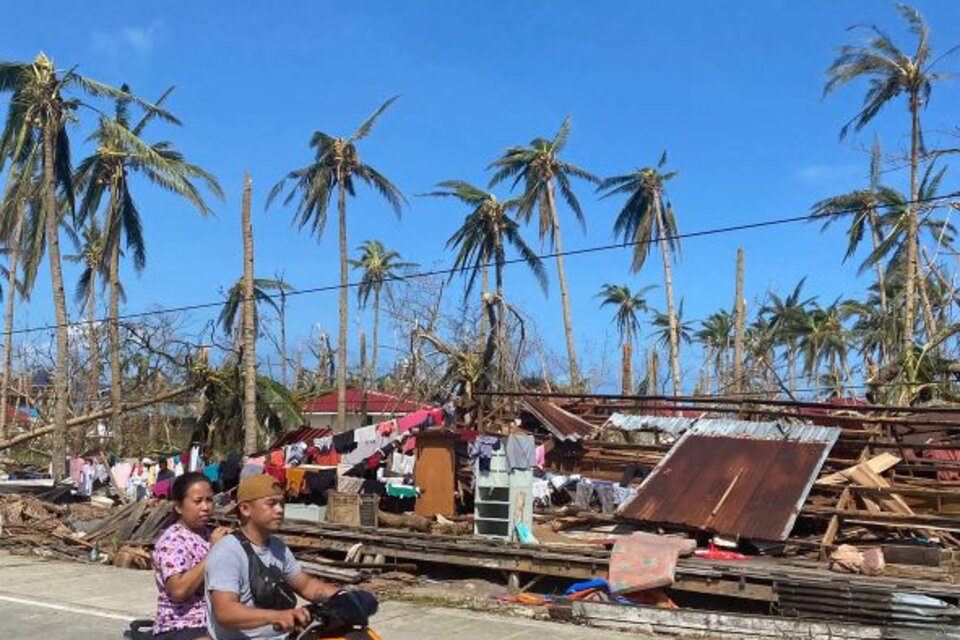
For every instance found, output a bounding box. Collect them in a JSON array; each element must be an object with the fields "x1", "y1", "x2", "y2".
[{"x1": 424, "y1": 180, "x2": 546, "y2": 389}]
